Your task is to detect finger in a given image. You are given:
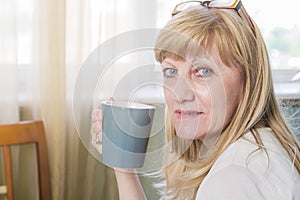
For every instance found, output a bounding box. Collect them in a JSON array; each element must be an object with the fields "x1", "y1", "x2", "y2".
[
  {"x1": 91, "y1": 135, "x2": 103, "y2": 154},
  {"x1": 91, "y1": 109, "x2": 102, "y2": 123},
  {"x1": 91, "y1": 122, "x2": 102, "y2": 135},
  {"x1": 109, "y1": 97, "x2": 114, "y2": 102},
  {"x1": 98, "y1": 131, "x2": 103, "y2": 143}
]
